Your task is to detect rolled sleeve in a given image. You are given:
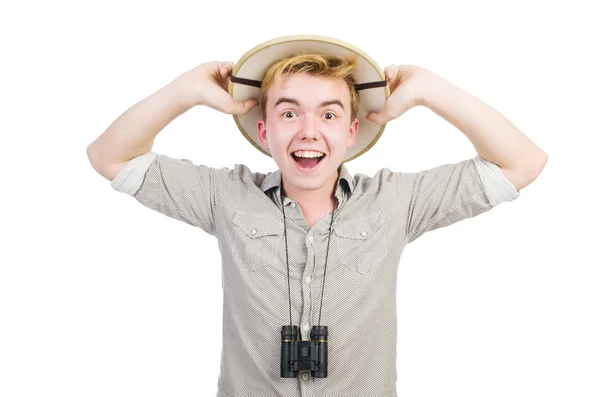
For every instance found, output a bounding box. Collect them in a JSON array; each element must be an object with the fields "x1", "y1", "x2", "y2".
[
  {"x1": 473, "y1": 155, "x2": 520, "y2": 206},
  {"x1": 111, "y1": 152, "x2": 157, "y2": 196},
  {"x1": 392, "y1": 156, "x2": 519, "y2": 244},
  {"x1": 110, "y1": 151, "x2": 236, "y2": 236}
]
